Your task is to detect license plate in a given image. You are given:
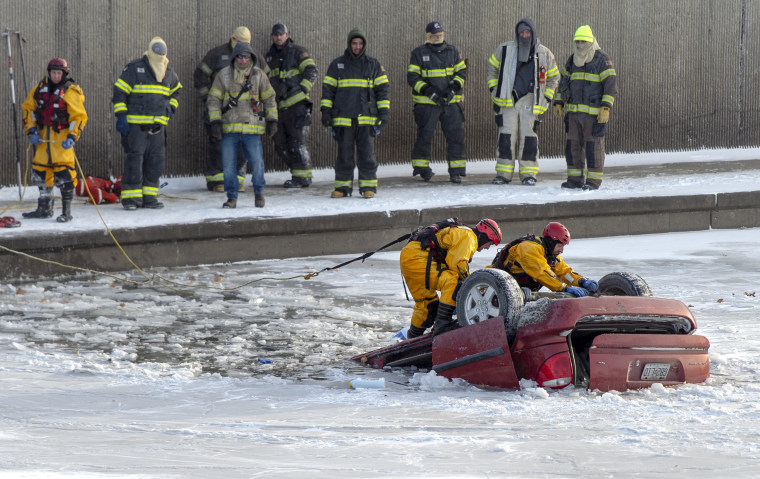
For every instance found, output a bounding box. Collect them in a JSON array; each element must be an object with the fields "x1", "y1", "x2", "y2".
[{"x1": 641, "y1": 363, "x2": 670, "y2": 380}]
